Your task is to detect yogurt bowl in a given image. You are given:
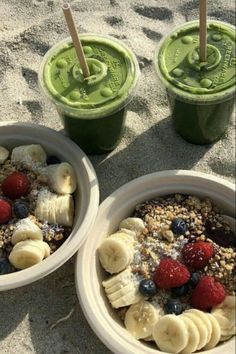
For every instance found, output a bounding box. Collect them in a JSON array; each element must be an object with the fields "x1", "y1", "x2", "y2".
[
  {"x1": 0, "y1": 121, "x2": 99, "y2": 291},
  {"x1": 75, "y1": 170, "x2": 235, "y2": 354}
]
